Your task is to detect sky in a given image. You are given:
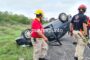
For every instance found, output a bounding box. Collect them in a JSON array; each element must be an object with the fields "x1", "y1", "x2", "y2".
[{"x1": 0, "y1": 0, "x2": 90, "y2": 19}]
